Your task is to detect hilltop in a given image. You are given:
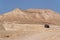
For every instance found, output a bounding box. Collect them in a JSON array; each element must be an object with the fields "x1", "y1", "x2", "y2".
[{"x1": 0, "y1": 8, "x2": 60, "y2": 25}]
